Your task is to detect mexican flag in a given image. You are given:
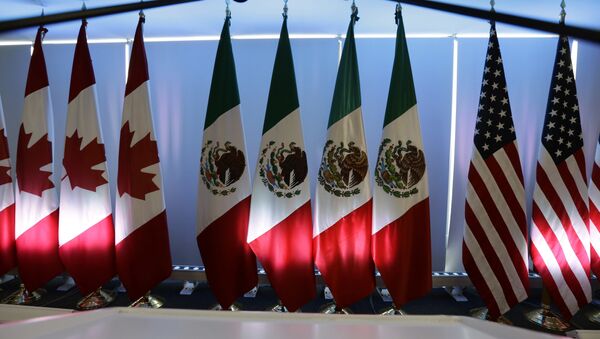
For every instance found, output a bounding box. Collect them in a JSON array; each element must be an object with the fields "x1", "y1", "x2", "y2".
[
  {"x1": 59, "y1": 21, "x2": 116, "y2": 296},
  {"x1": 371, "y1": 10, "x2": 431, "y2": 307},
  {"x1": 313, "y1": 13, "x2": 375, "y2": 308},
  {"x1": 0, "y1": 96, "x2": 16, "y2": 276},
  {"x1": 115, "y1": 17, "x2": 172, "y2": 301},
  {"x1": 15, "y1": 27, "x2": 64, "y2": 292},
  {"x1": 197, "y1": 16, "x2": 257, "y2": 309},
  {"x1": 247, "y1": 16, "x2": 315, "y2": 312}
]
